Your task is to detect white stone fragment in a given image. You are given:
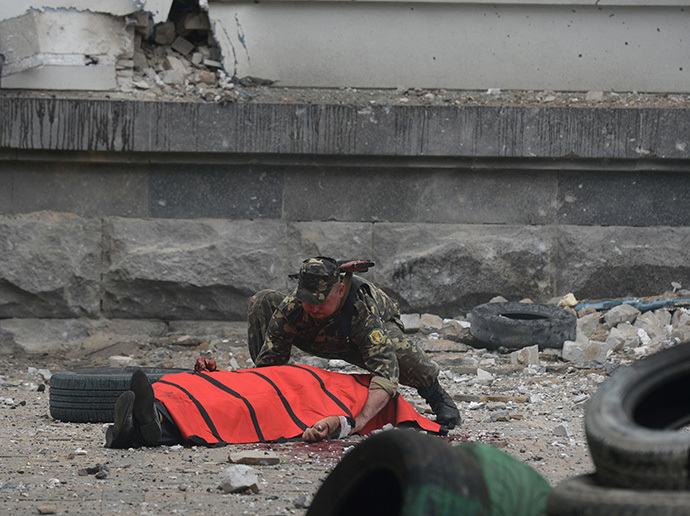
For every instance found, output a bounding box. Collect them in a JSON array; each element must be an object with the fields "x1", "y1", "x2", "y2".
[
  {"x1": 108, "y1": 355, "x2": 137, "y2": 367},
  {"x1": 637, "y1": 328, "x2": 651, "y2": 346},
  {"x1": 400, "y1": 313, "x2": 421, "y2": 333},
  {"x1": 476, "y1": 368, "x2": 494, "y2": 381},
  {"x1": 604, "y1": 304, "x2": 640, "y2": 327},
  {"x1": 218, "y1": 465, "x2": 260, "y2": 494},
  {"x1": 553, "y1": 422, "x2": 573, "y2": 437}
]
